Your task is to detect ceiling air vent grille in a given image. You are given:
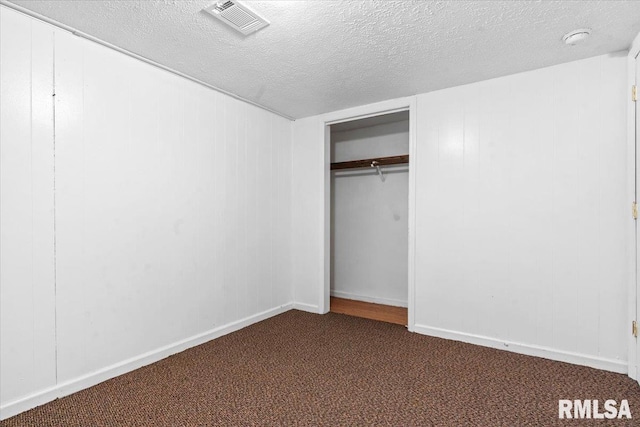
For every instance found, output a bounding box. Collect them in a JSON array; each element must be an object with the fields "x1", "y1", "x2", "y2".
[{"x1": 204, "y1": 0, "x2": 270, "y2": 36}]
